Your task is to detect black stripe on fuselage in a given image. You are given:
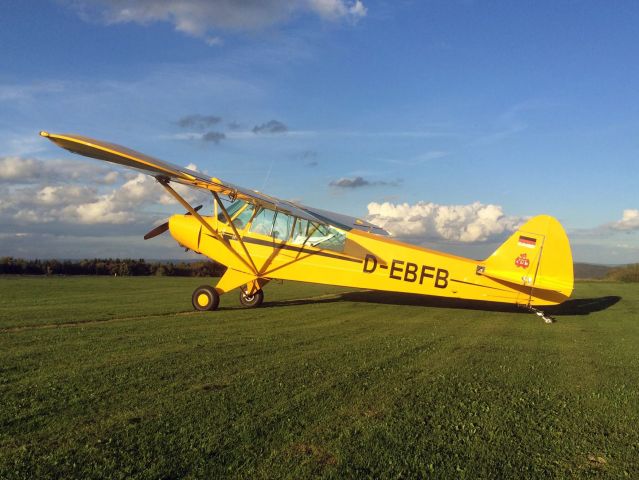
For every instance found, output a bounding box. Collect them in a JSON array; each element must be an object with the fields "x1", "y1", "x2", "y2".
[
  {"x1": 205, "y1": 232, "x2": 363, "y2": 264},
  {"x1": 450, "y1": 278, "x2": 512, "y2": 292}
]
